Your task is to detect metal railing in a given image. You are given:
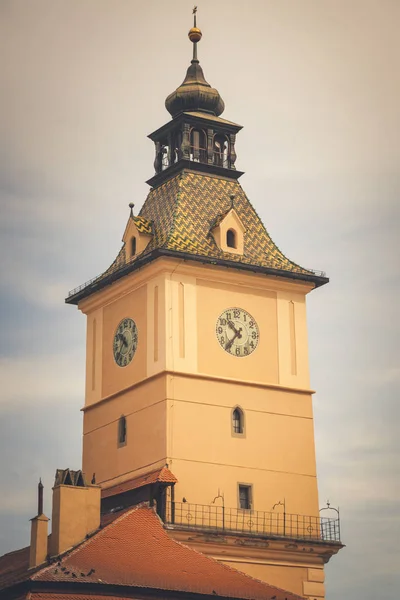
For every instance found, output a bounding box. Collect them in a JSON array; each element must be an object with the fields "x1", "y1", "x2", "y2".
[
  {"x1": 189, "y1": 146, "x2": 230, "y2": 168},
  {"x1": 67, "y1": 261, "x2": 327, "y2": 300},
  {"x1": 189, "y1": 146, "x2": 208, "y2": 163},
  {"x1": 165, "y1": 500, "x2": 341, "y2": 543}
]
